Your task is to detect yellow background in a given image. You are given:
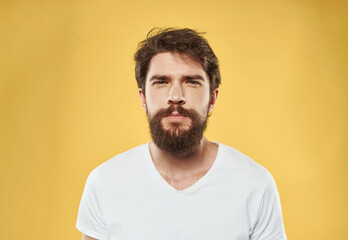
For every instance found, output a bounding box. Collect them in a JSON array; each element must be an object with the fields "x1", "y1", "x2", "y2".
[{"x1": 1, "y1": 0, "x2": 347, "y2": 239}]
